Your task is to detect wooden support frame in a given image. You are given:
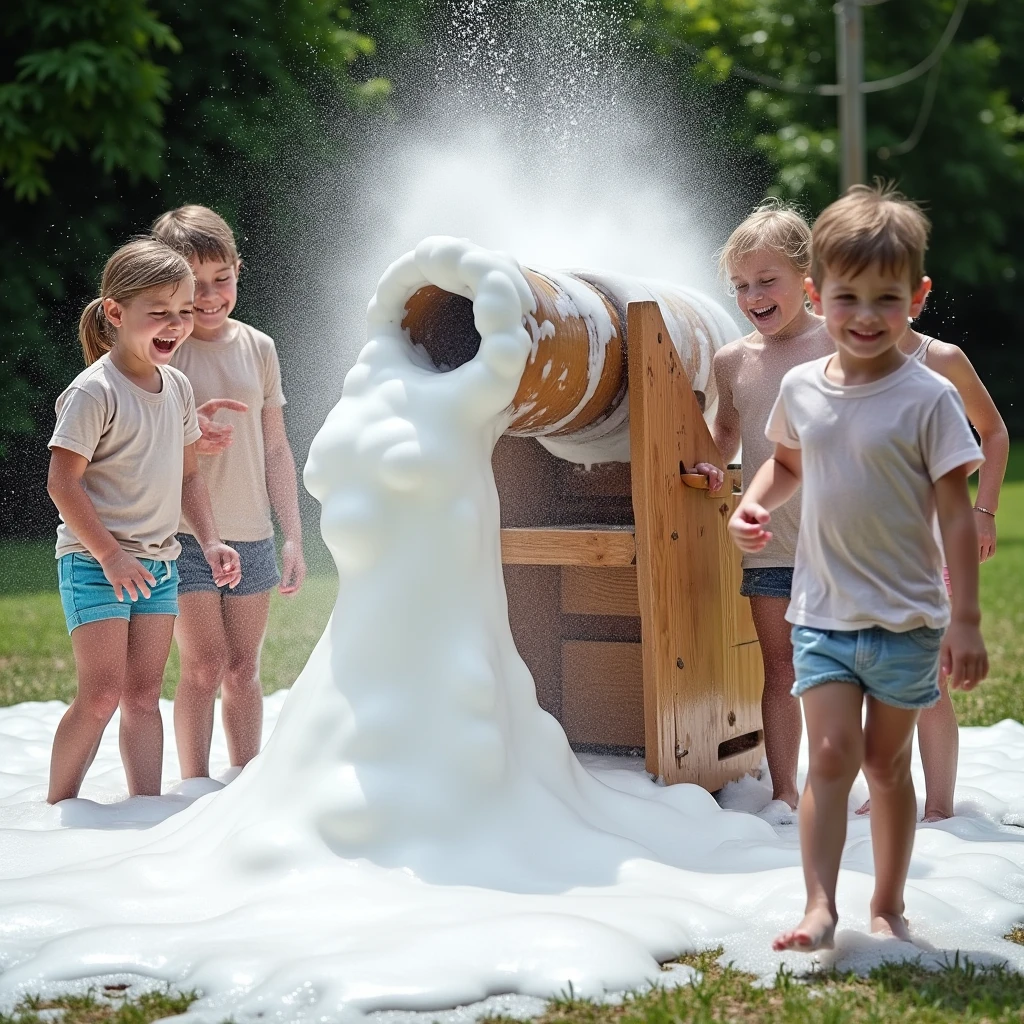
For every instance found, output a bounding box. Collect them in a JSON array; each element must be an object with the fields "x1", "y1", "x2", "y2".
[{"x1": 627, "y1": 301, "x2": 764, "y2": 789}]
